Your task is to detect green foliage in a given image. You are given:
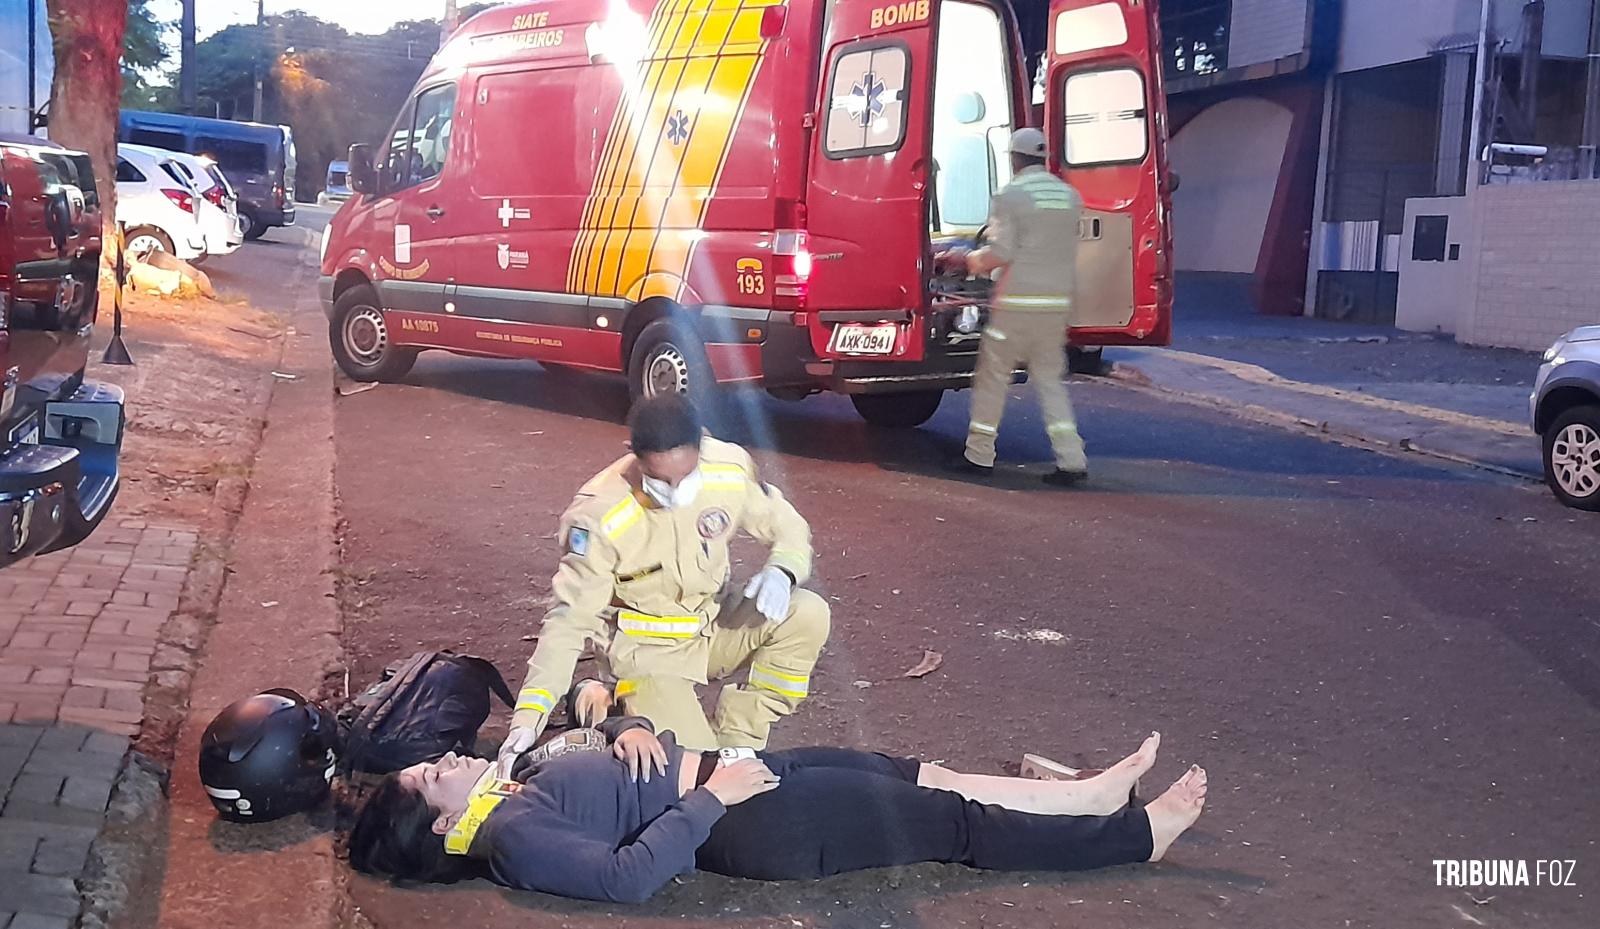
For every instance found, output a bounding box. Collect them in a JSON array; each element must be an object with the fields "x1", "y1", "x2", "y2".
[
  {"x1": 121, "y1": 0, "x2": 174, "y2": 108},
  {"x1": 189, "y1": 13, "x2": 451, "y2": 197}
]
